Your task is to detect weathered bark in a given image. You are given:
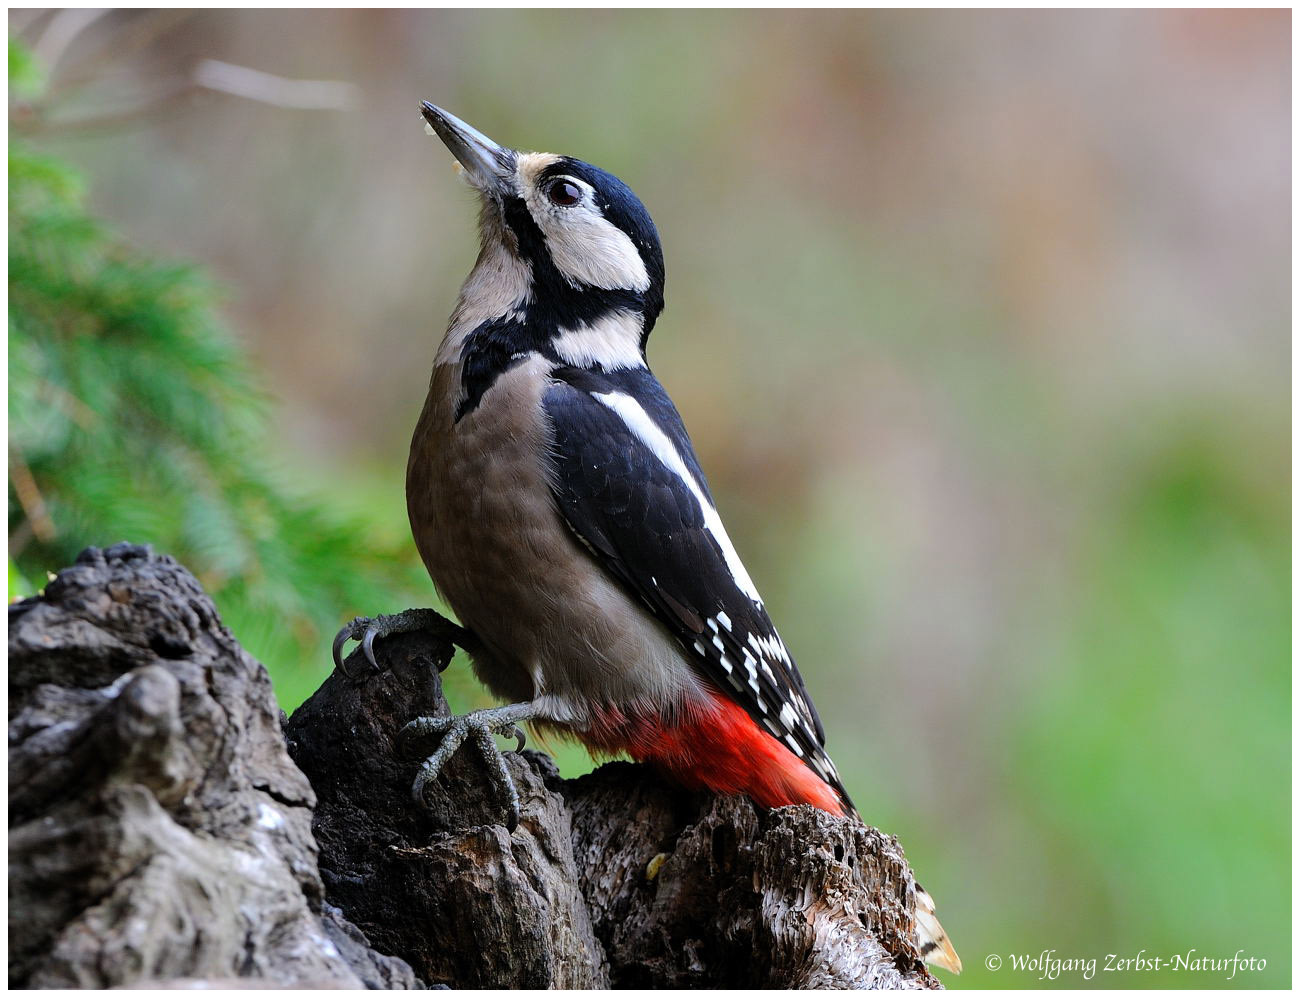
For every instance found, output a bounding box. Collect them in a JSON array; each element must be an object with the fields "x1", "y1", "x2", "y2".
[
  {"x1": 9, "y1": 544, "x2": 941, "y2": 989},
  {"x1": 8, "y1": 544, "x2": 420, "y2": 989}
]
